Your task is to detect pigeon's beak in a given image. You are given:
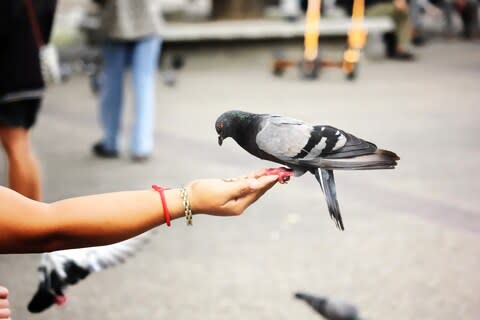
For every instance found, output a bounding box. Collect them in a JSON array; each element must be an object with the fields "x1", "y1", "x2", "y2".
[{"x1": 218, "y1": 135, "x2": 223, "y2": 146}]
